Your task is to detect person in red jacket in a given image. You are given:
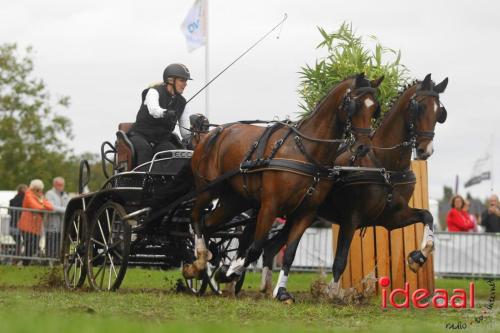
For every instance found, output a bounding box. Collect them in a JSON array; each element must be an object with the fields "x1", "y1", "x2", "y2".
[
  {"x1": 447, "y1": 195, "x2": 474, "y2": 232},
  {"x1": 18, "y1": 179, "x2": 54, "y2": 264}
]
